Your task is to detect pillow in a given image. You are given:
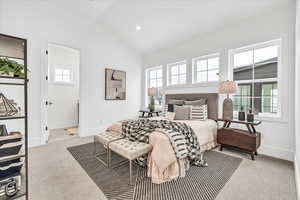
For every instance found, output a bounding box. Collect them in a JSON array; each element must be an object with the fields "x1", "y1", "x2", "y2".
[
  {"x1": 168, "y1": 104, "x2": 183, "y2": 112},
  {"x1": 163, "y1": 104, "x2": 169, "y2": 116},
  {"x1": 165, "y1": 112, "x2": 176, "y2": 120},
  {"x1": 184, "y1": 99, "x2": 207, "y2": 106},
  {"x1": 190, "y1": 105, "x2": 208, "y2": 120},
  {"x1": 169, "y1": 99, "x2": 184, "y2": 105},
  {"x1": 174, "y1": 105, "x2": 190, "y2": 120}
]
